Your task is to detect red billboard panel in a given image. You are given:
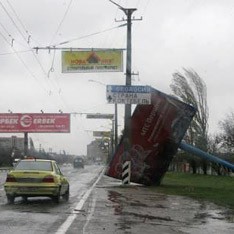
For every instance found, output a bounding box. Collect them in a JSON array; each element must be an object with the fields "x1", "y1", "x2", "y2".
[
  {"x1": 0, "y1": 113, "x2": 70, "y2": 133},
  {"x1": 106, "y1": 88, "x2": 196, "y2": 185}
]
